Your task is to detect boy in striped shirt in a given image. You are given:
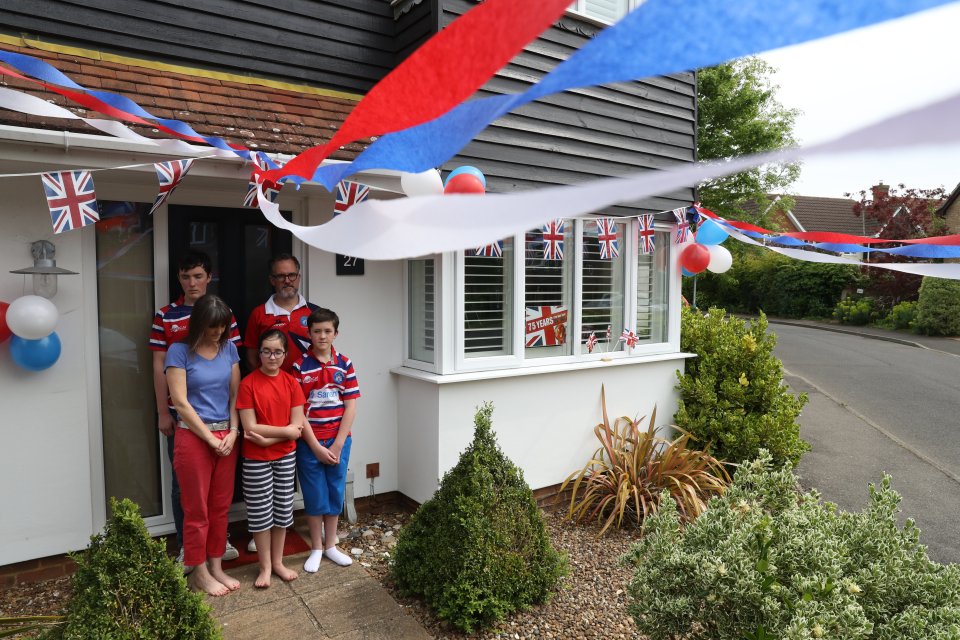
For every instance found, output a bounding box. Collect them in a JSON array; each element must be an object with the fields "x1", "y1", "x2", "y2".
[{"x1": 293, "y1": 307, "x2": 360, "y2": 572}]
